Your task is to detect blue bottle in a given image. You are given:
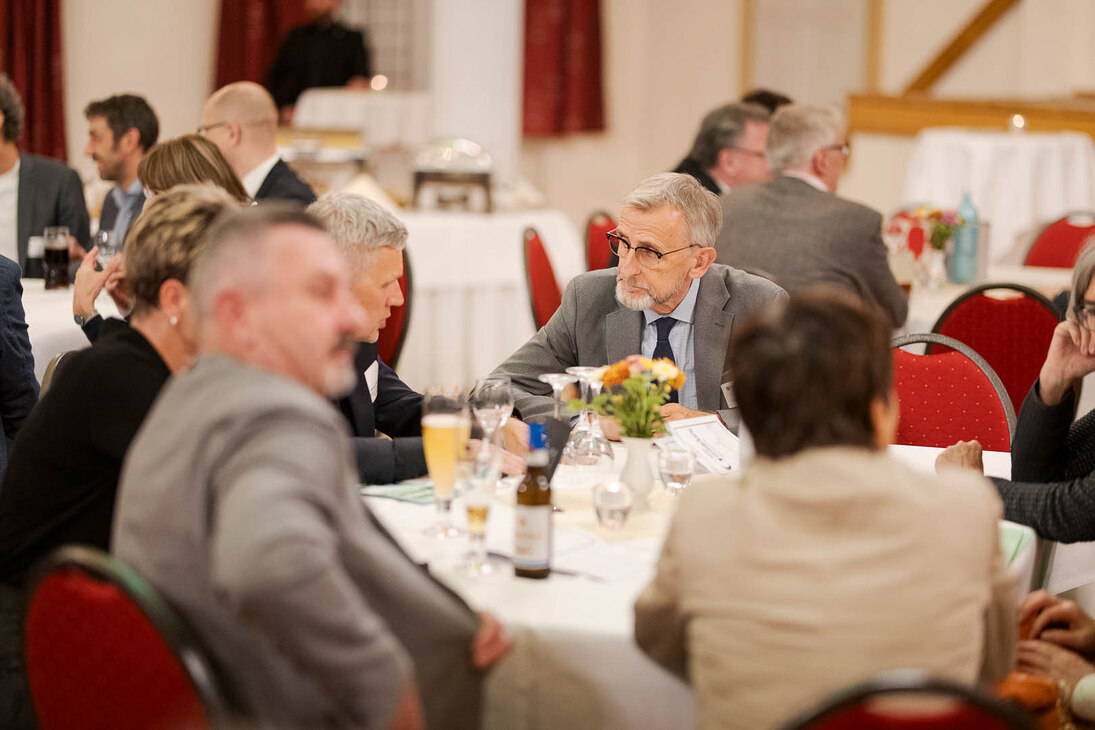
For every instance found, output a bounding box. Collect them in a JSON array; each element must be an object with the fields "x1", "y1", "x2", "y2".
[{"x1": 951, "y1": 193, "x2": 979, "y2": 284}]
